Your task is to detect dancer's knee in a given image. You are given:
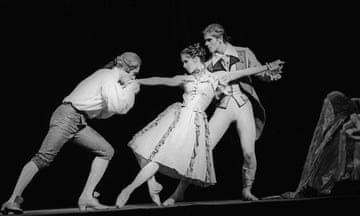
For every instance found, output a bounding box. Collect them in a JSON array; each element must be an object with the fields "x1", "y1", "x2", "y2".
[
  {"x1": 31, "y1": 152, "x2": 55, "y2": 170},
  {"x1": 97, "y1": 145, "x2": 115, "y2": 160}
]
